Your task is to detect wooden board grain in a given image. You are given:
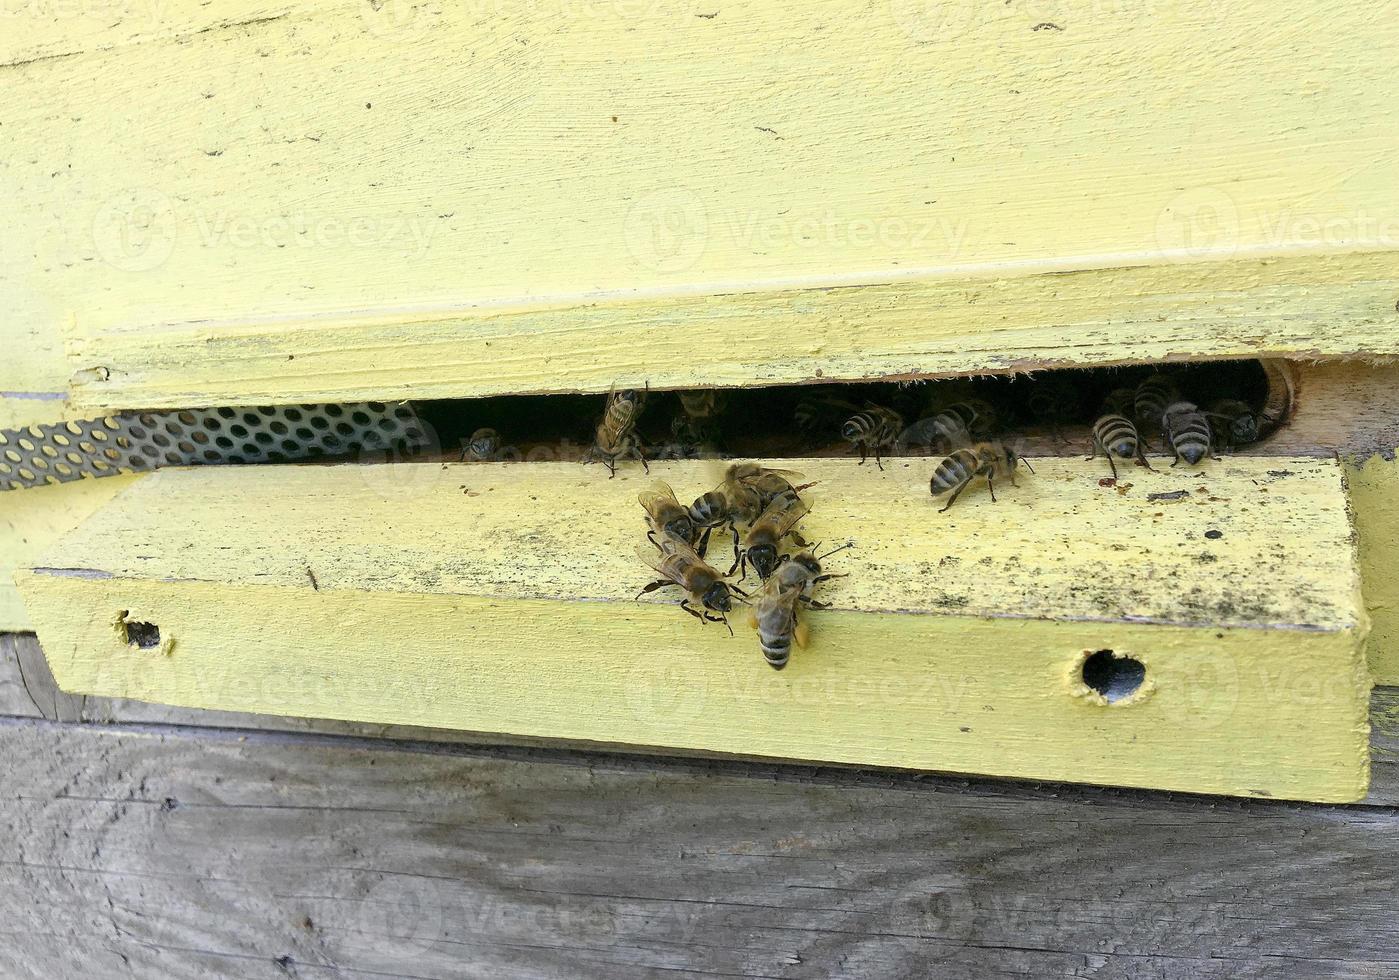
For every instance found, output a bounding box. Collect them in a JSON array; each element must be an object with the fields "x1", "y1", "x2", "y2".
[
  {"x1": 1, "y1": 0, "x2": 1394, "y2": 409},
  {"x1": 1, "y1": 716, "x2": 1398, "y2": 979},
  {"x1": 15, "y1": 458, "x2": 1372, "y2": 800}
]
